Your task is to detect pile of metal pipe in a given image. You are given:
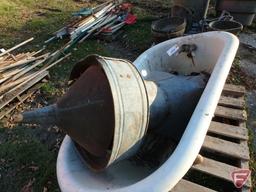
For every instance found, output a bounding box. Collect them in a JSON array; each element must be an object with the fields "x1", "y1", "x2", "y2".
[{"x1": 46, "y1": 1, "x2": 137, "y2": 44}]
